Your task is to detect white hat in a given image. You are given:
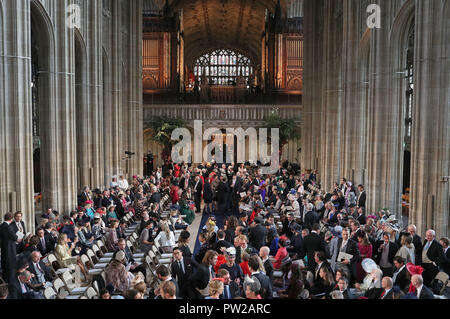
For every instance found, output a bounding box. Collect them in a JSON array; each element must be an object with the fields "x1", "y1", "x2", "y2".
[
  {"x1": 362, "y1": 258, "x2": 378, "y2": 273},
  {"x1": 115, "y1": 250, "x2": 125, "y2": 262},
  {"x1": 226, "y1": 247, "x2": 236, "y2": 256},
  {"x1": 287, "y1": 193, "x2": 296, "y2": 201}
]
